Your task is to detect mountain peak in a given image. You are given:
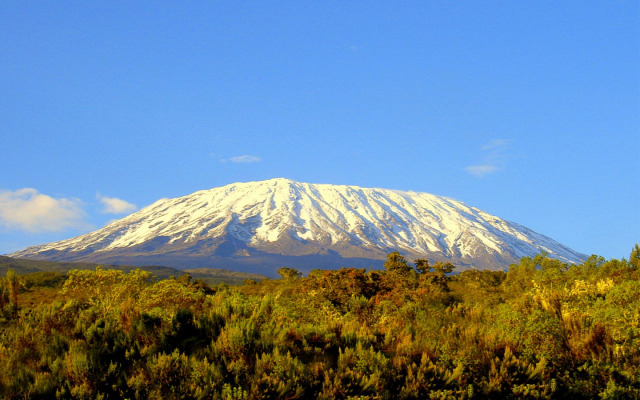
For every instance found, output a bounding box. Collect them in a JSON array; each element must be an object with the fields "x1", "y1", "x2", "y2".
[{"x1": 10, "y1": 179, "x2": 586, "y2": 274}]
